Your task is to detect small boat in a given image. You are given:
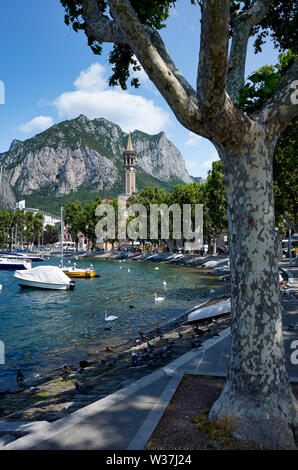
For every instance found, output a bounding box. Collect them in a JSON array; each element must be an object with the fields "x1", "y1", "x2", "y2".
[
  {"x1": 62, "y1": 265, "x2": 97, "y2": 278},
  {"x1": 14, "y1": 265, "x2": 75, "y2": 290},
  {"x1": 0, "y1": 257, "x2": 32, "y2": 270},
  {"x1": 0, "y1": 251, "x2": 44, "y2": 262},
  {"x1": 185, "y1": 299, "x2": 231, "y2": 324}
]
